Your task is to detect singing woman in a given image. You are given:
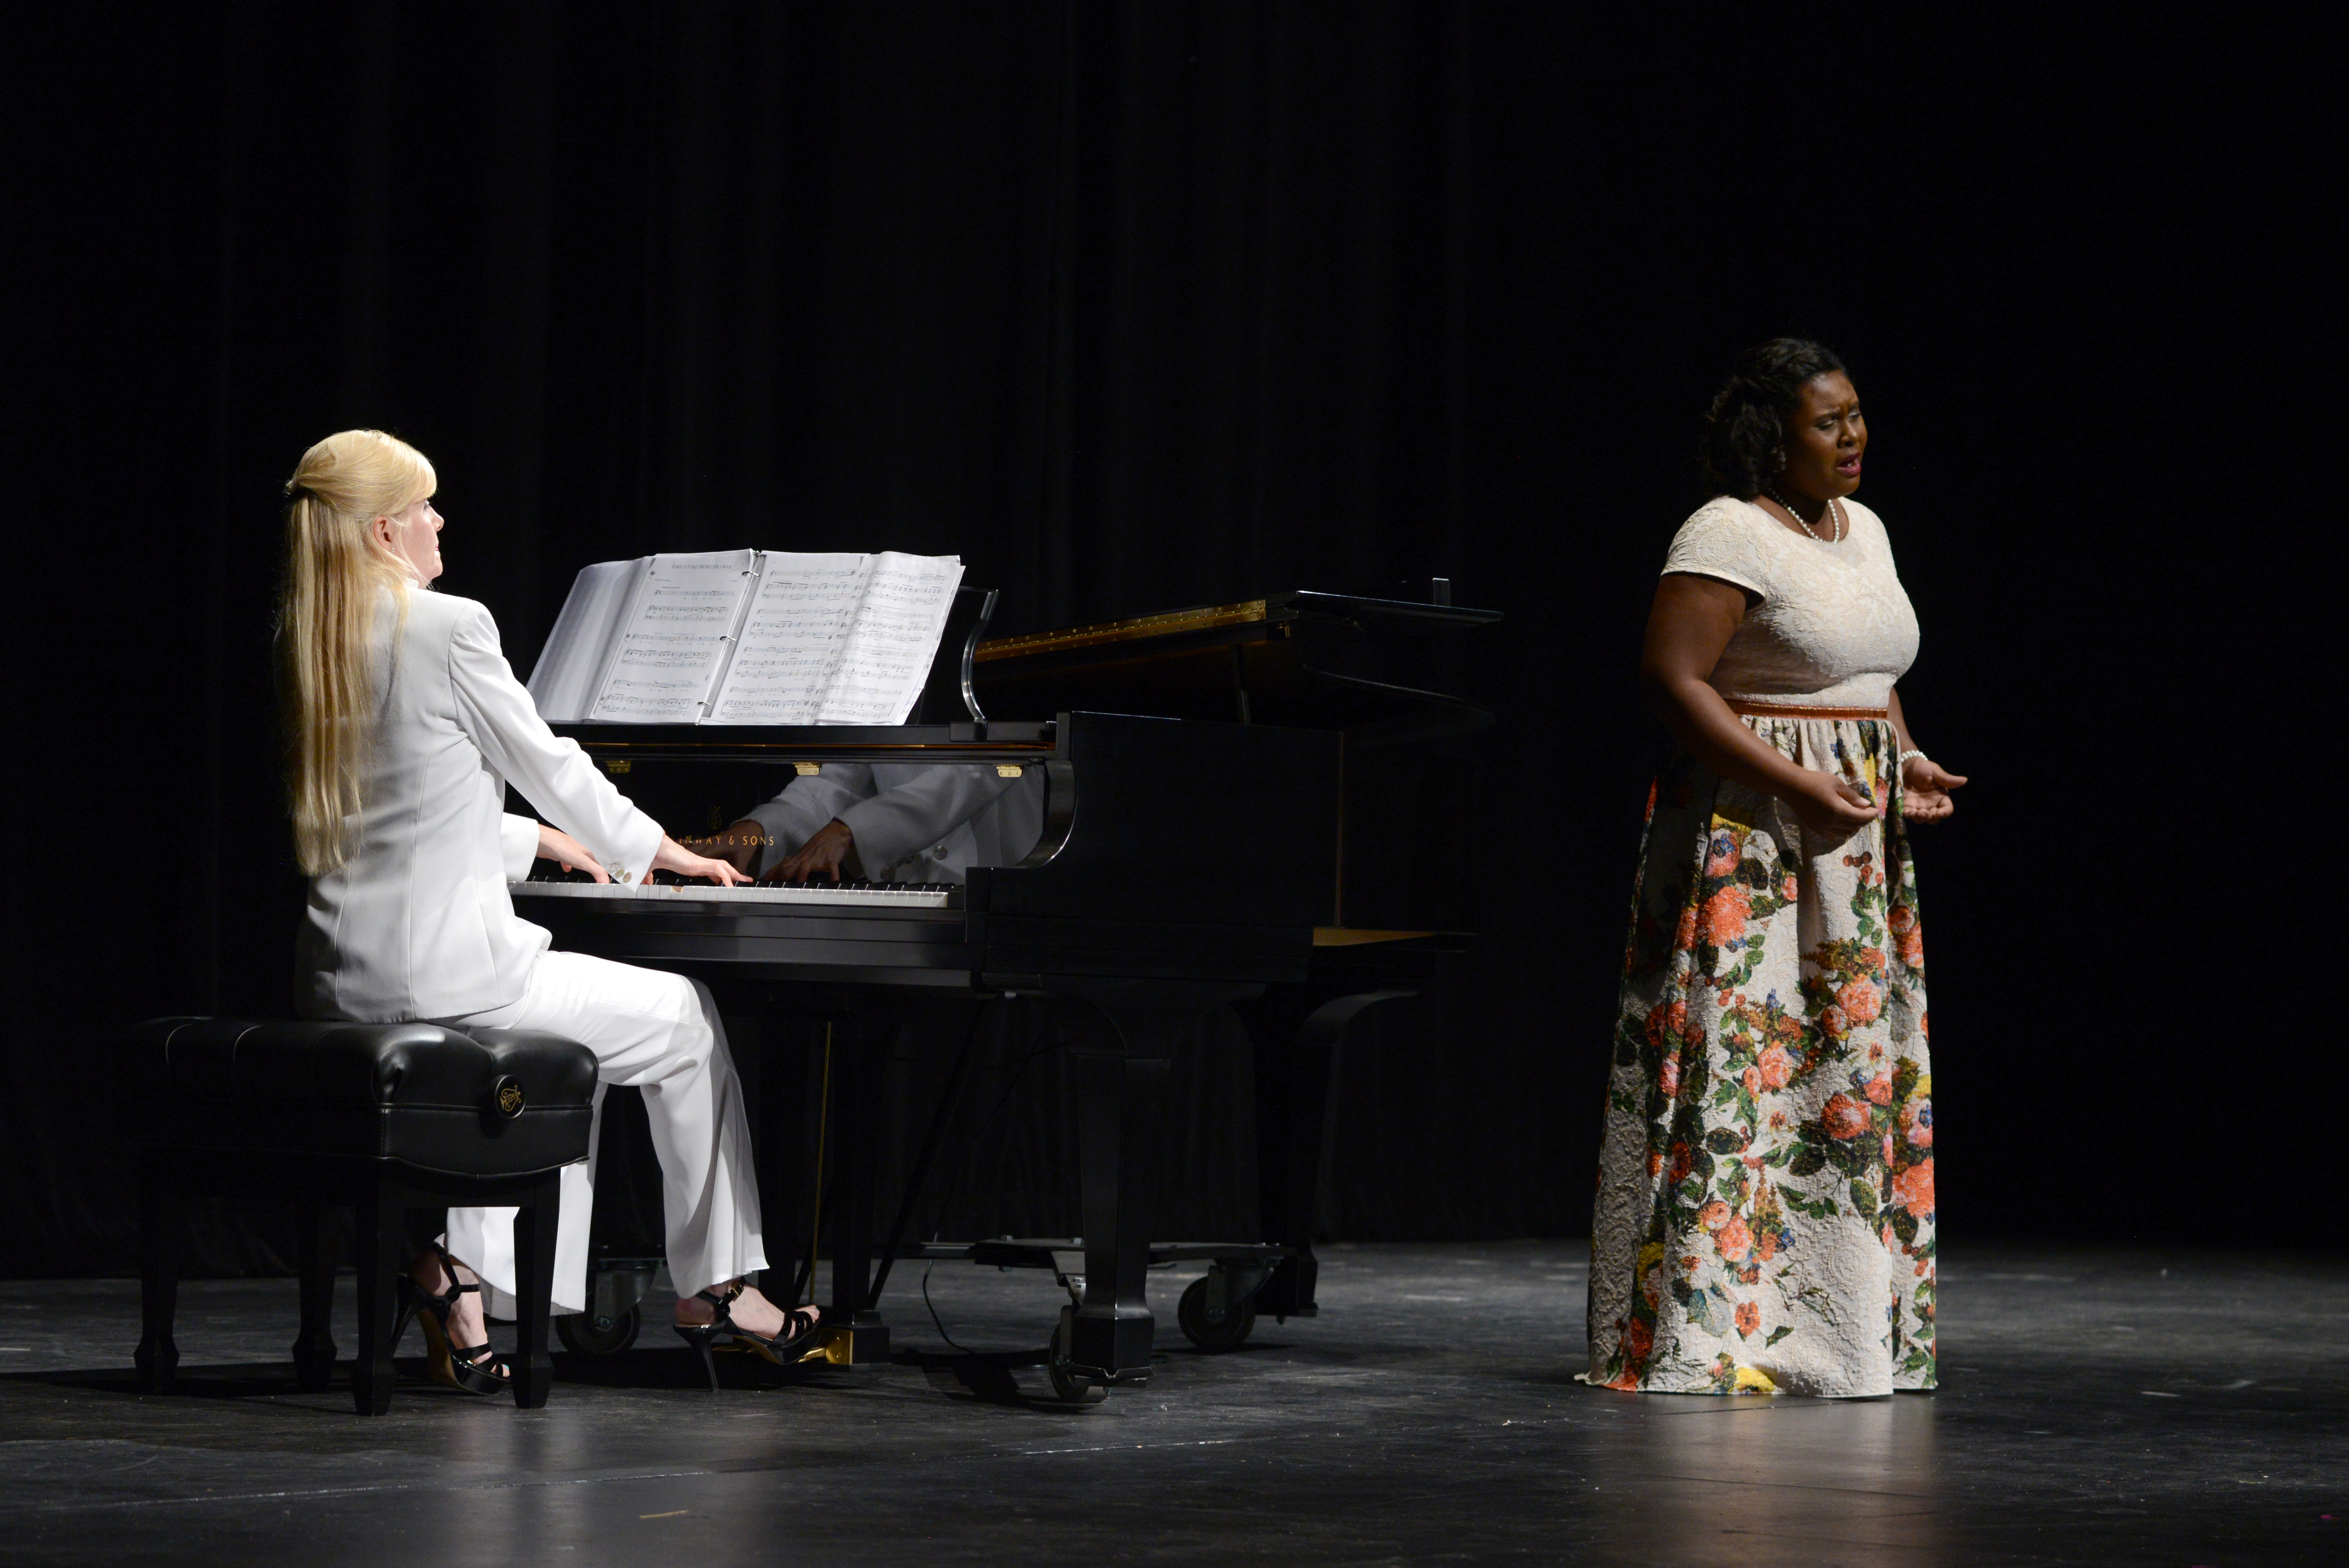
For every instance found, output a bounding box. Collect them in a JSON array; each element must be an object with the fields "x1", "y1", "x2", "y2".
[
  {"x1": 283, "y1": 428, "x2": 819, "y2": 1393},
  {"x1": 1586, "y1": 341, "x2": 1965, "y2": 1397}
]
